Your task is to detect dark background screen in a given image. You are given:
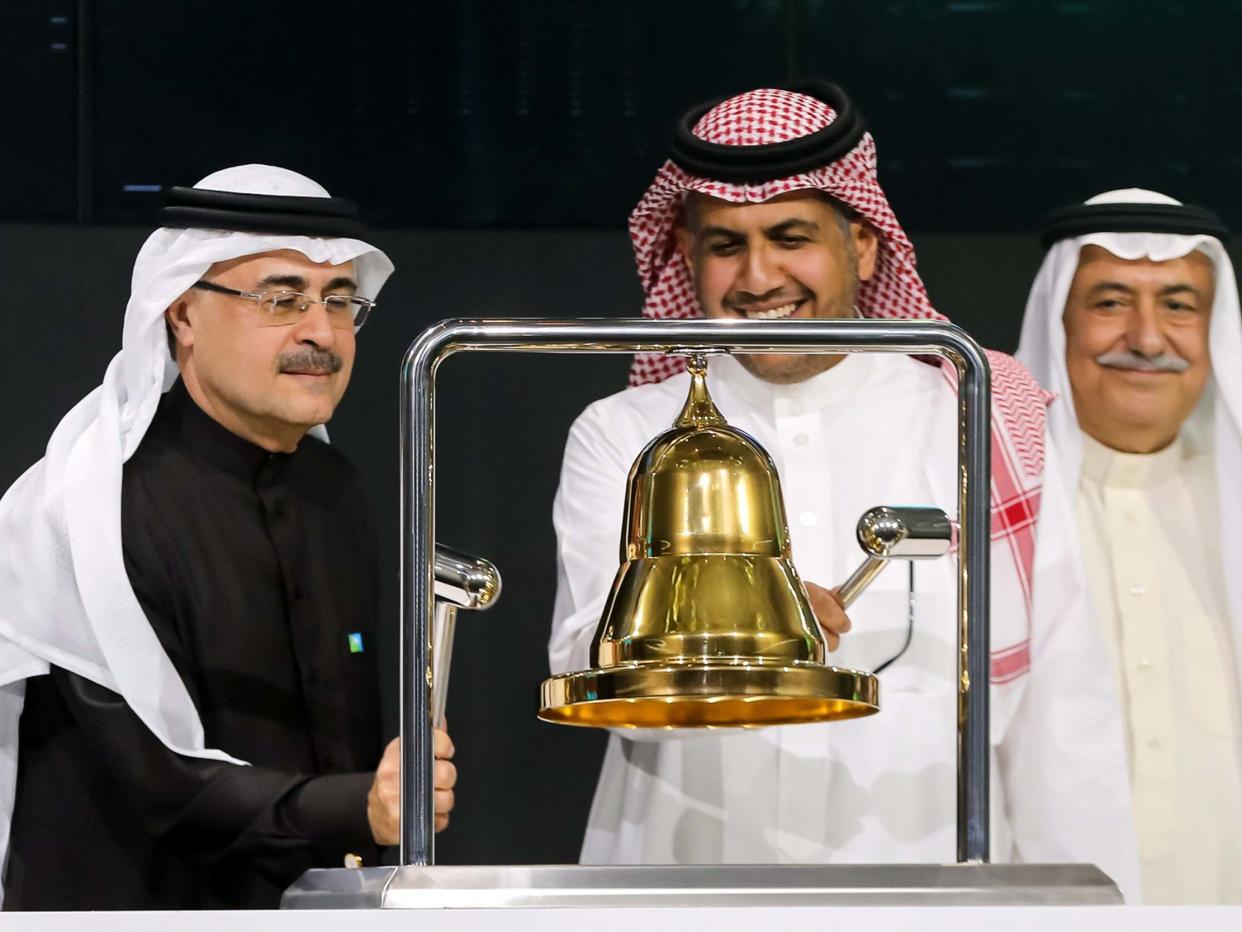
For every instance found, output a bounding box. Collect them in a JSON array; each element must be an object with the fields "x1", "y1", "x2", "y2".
[{"x1": 4, "y1": 1, "x2": 1239, "y2": 230}]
